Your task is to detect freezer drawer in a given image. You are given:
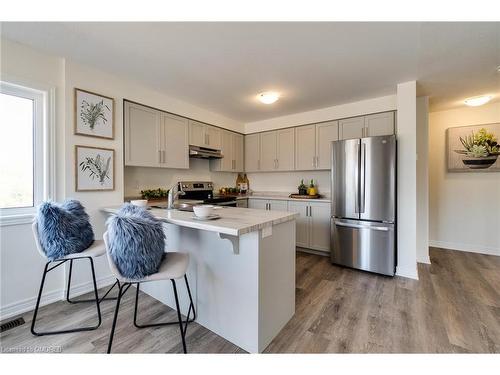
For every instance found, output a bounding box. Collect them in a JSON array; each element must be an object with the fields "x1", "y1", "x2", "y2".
[{"x1": 331, "y1": 218, "x2": 395, "y2": 276}]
